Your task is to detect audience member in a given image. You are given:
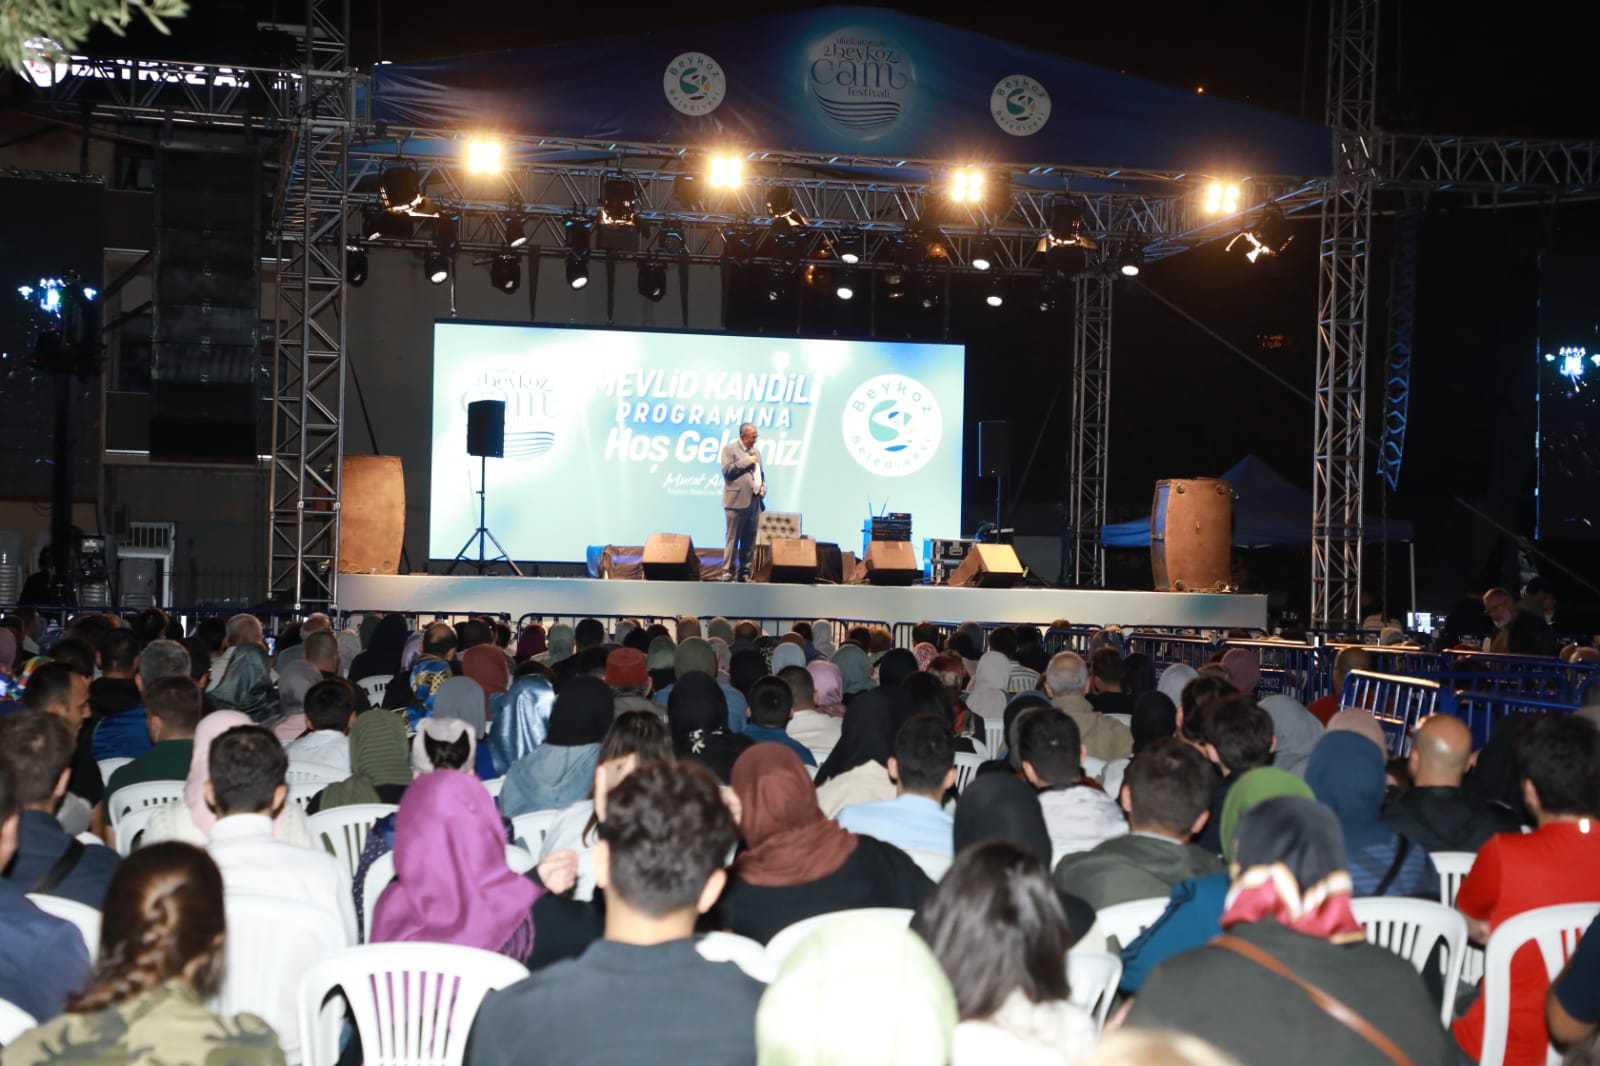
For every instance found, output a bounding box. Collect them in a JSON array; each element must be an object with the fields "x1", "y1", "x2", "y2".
[
  {"x1": 1042, "y1": 651, "x2": 1134, "y2": 762},
  {"x1": 741, "y1": 675, "x2": 816, "y2": 765},
  {"x1": 1086, "y1": 647, "x2": 1133, "y2": 716},
  {"x1": 1305, "y1": 645, "x2": 1372, "y2": 725},
  {"x1": 0, "y1": 752, "x2": 92, "y2": 1023},
  {"x1": 812, "y1": 690, "x2": 899, "y2": 816},
  {"x1": 274, "y1": 612, "x2": 330, "y2": 671},
  {"x1": 916, "y1": 841, "x2": 1096, "y2": 1065},
  {"x1": 986, "y1": 626, "x2": 1040, "y2": 693},
  {"x1": 903, "y1": 670, "x2": 985, "y2": 755},
  {"x1": 1125, "y1": 796, "x2": 1456, "y2": 1066},
  {"x1": 604, "y1": 647, "x2": 656, "y2": 717},
  {"x1": 1193, "y1": 695, "x2": 1275, "y2": 853},
  {"x1": 1386, "y1": 712, "x2": 1518, "y2": 851},
  {"x1": 103, "y1": 675, "x2": 201, "y2": 810},
  {"x1": 22, "y1": 661, "x2": 98, "y2": 817},
  {"x1": 663, "y1": 670, "x2": 753, "y2": 784},
  {"x1": 460, "y1": 624, "x2": 512, "y2": 701},
  {"x1": 0, "y1": 711, "x2": 120, "y2": 907},
  {"x1": 1219, "y1": 648, "x2": 1261, "y2": 698},
  {"x1": 88, "y1": 628, "x2": 149, "y2": 760},
  {"x1": 348, "y1": 614, "x2": 408, "y2": 682},
  {"x1": 964, "y1": 649, "x2": 1012, "y2": 727},
  {"x1": 207, "y1": 615, "x2": 279, "y2": 724},
  {"x1": 501, "y1": 675, "x2": 613, "y2": 814},
  {"x1": 271, "y1": 660, "x2": 322, "y2": 741},
  {"x1": 653, "y1": 637, "x2": 749, "y2": 729},
  {"x1": 1483, "y1": 586, "x2": 1558, "y2": 657},
  {"x1": 1055, "y1": 738, "x2": 1223, "y2": 909},
  {"x1": 720, "y1": 744, "x2": 931, "y2": 944},
  {"x1": 1305, "y1": 731, "x2": 1439, "y2": 898},
  {"x1": 142, "y1": 710, "x2": 311, "y2": 847},
  {"x1": 1017, "y1": 708, "x2": 1127, "y2": 862},
  {"x1": 2, "y1": 842, "x2": 285, "y2": 1066},
  {"x1": 467, "y1": 760, "x2": 758, "y2": 1066},
  {"x1": 490, "y1": 674, "x2": 555, "y2": 775},
  {"x1": 404, "y1": 622, "x2": 458, "y2": 724},
  {"x1": 300, "y1": 630, "x2": 341, "y2": 678},
  {"x1": 1157, "y1": 663, "x2": 1199, "y2": 707},
  {"x1": 432, "y1": 675, "x2": 497, "y2": 778},
  {"x1": 283, "y1": 678, "x2": 357, "y2": 773},
  {"x1": 1258, "y1": 692, "x2": 1323, "y2": 777},
  {"x1": 306, "y1": 709, "x2": 411, "y2": 815},
  {"x1": 1453, "y1": 714, "x2": 1600, "y2": 1063},
  {"x1": 806, "y1": 658, "x2": 848, "y2": 718},
  {"x1": 778, "y1": 663, "x2": 841, "y2": 752},
  {"x1": 837, "y1": 714, "x2": 957, "y2": 861}
]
